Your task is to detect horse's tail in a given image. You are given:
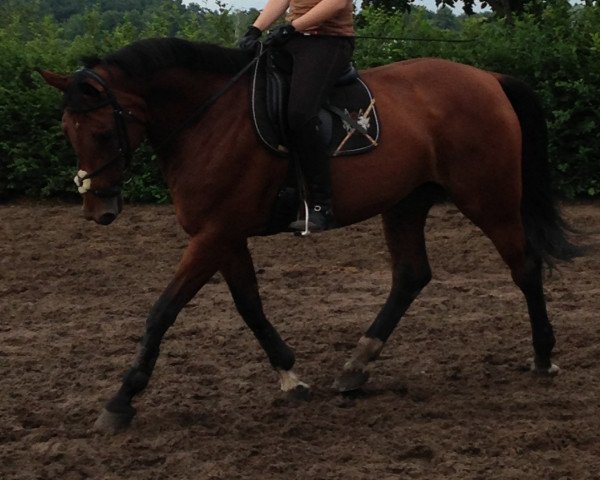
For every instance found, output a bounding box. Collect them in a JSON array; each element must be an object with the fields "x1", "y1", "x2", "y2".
[{"x1": 496, "y1": 74, "x2": 580, "y2": 267}]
